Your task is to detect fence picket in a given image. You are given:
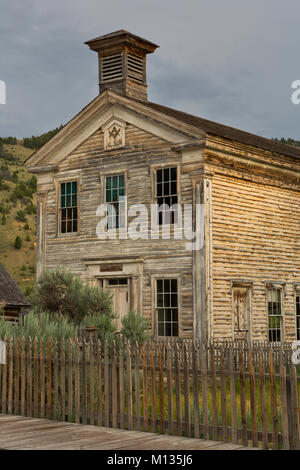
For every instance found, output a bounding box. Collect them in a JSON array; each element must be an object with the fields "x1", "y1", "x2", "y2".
[
  {"x1": 61, "y1": 339, "x2": 66, "y2": 422},
  {"x1": 75, "y1": 338, "x2": 80, "y2": 424},
  {"x1": 183, "y1": 344, "x2": 191, "y2": 437},
  {"x1": 14, "y1": 337, "x2": 19, "y2": 415},
  {"x1": 248, "y1": 347, "x2": 258, "y2": 447},
  {"x1": 33, "y1": 337, "x2": 39, "y2": 418},
  {"x1": 67, "y1": 339, "x2": 73, "y2": 422},
  {"x1": 118, "y1": 338, "x2": 124, "y2": 429},
  {"x1": 259, "y1": 350, "x2": 268, "y2": 450},
  {"x1": 20, "y1": 337, "x2": 25, "y2": 416},
  {"x1": 269, "y1": 348, "x2": 279, "y2": 450},
  {"x1": 135, "y1": 343, "x2": 141, "y2": 431},
  {"x1": 220, "y1": 345, "x2": 227, "y2": 442},
  {"x1": 158, "y1": 344, "x2": 165, "y2": 435},
  {"x1": 142, "y1": 344, "x2": 148, "y2": 432},
  {"x1": 279, "y1": 349, "x2": 289, "y2": 450},
  {"x1": 126, "y1": 342, "x2": 133, "y2": 430},
  {"x1": 167, "y1": 343, "x2": 174, "y2": 436},
  {"x1": 229, "y1": 348, "x2": 237, "y2": 444},
  {"x1": 201, "y1": 345, "x2": 209, "y2": 440},
  {"x1": 89, "y1": 339, "x2": 95, "y2": 426},
  {"x1": 175, "y1": 343, "x2": 182, "y2": 436},
  {"x1": 97, "y1": 340, "x2": 103, "y2": 427},
  {"x1": 40, "y1": 339, "x2": 45, "y2": 418},
  {"x1": 210, "y1": 345, "x2": 218, "y2": 441},
  {"x1": 8, "y1": 337, "x2": 13, "y2": 414}
]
